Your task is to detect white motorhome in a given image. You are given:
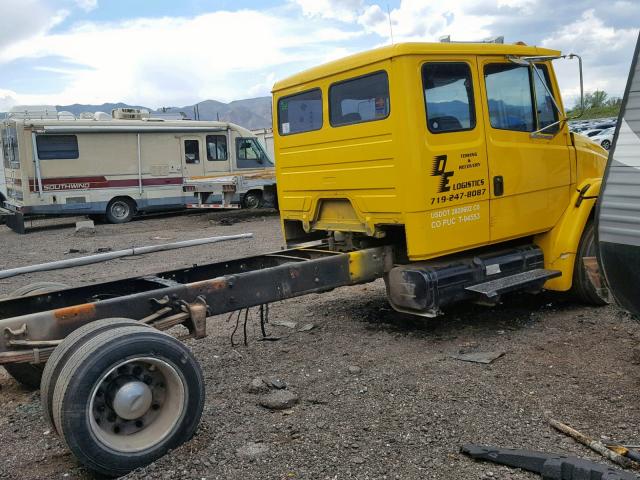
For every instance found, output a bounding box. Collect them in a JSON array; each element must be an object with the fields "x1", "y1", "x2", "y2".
[{"x1": 1, "y1": 109, "x2": 275, "y2": 230}]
